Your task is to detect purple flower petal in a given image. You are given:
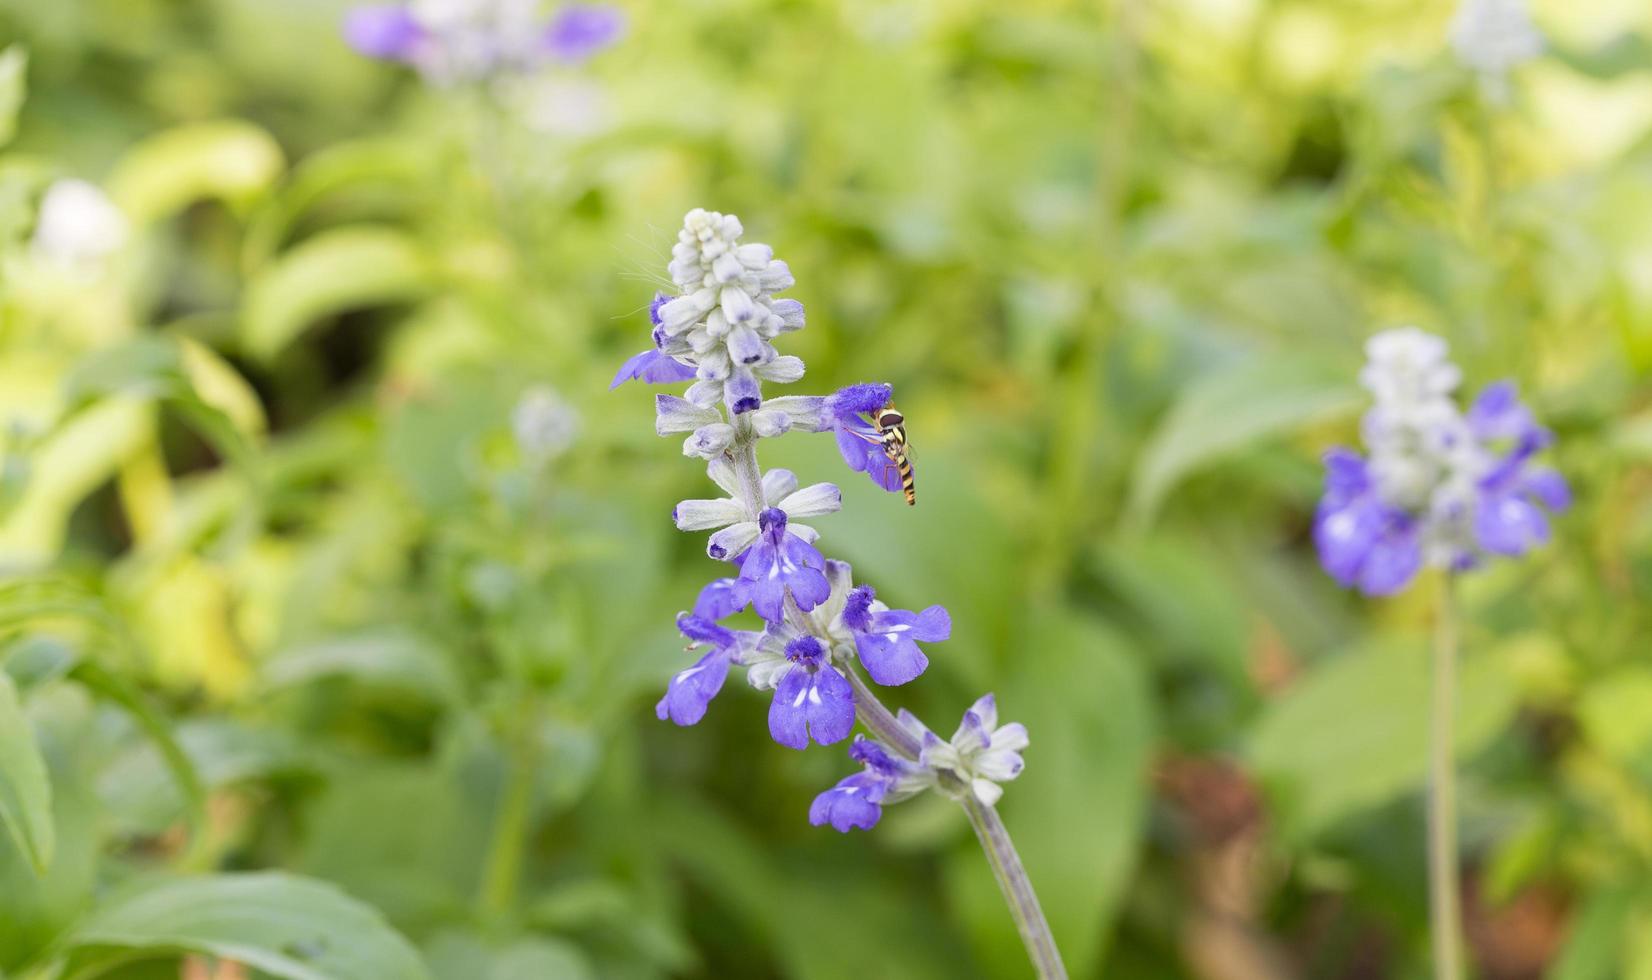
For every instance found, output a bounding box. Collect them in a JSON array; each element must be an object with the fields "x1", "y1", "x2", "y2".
[
  {"x1": 1355, "y1": 523, "x2": 1424, "y2": 595},
  {"x1": 738, "y1": 510, "x2": 829, "y2": 621},
  {"x1": 826, "y1": 383, "x2": 893, "y2": 419},
  {"x1": 693, "y1": 578, "x2": 748, "y2": 620},
  {"x1": 1523, "y1": 468, "x2": 1570, "y2": 511},
  {"x1": 542, "y1": 4, "x2": 626, "y2": 62},
  {"x1": 769, "y1": 663, "x2": 856, "y2": 750},
  {"x1": 611, "y1": 349, "x2": 697, "y2": 389},
  {"x1": 808, "y1": 773, "x2": 887, "y2": 832},
  {"x1": 1475, "y1": 491, "x2": 1549, "y2": 556},
  {"x1": 343, "y1": 5, "x2": 424, "y2": 60},
  {"x1": 655, "y1": 647, "x2": 731, "y2": 726}
]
